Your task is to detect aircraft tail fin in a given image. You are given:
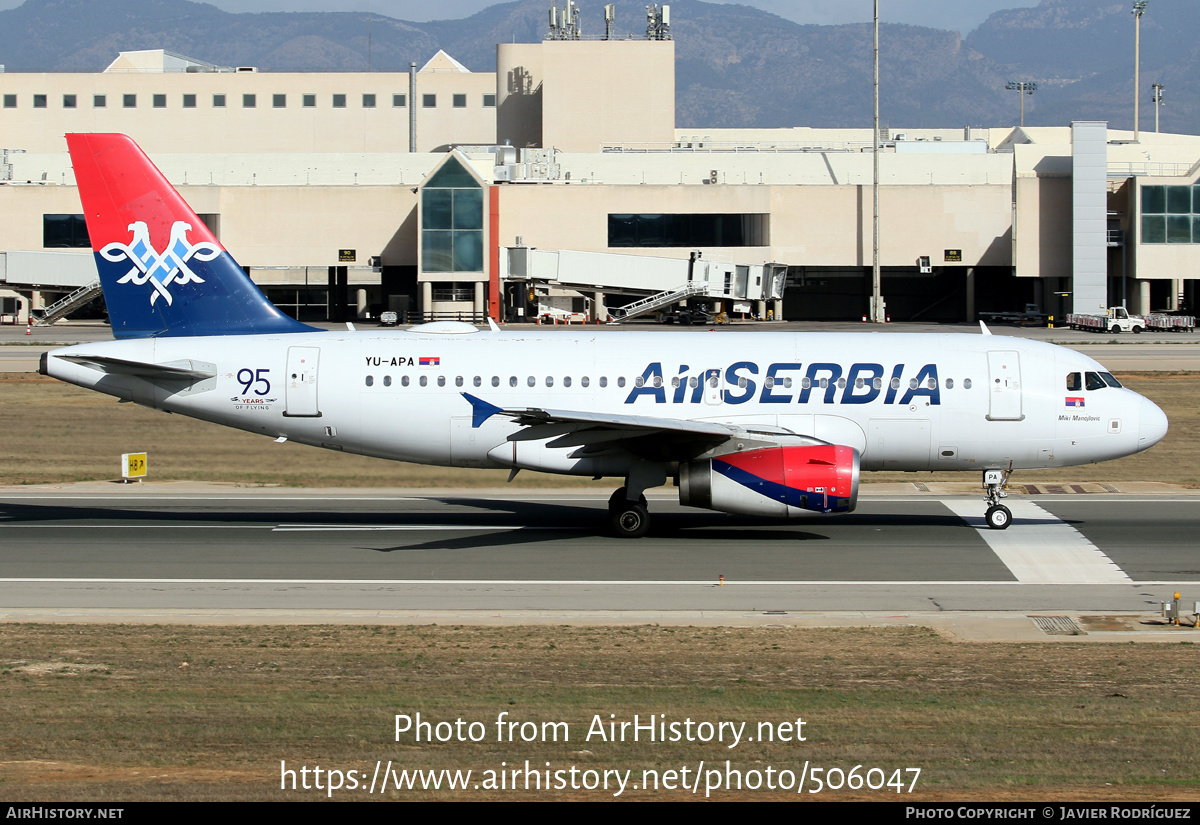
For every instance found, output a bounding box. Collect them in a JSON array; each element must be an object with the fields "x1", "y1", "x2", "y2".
[{"x1": 66, "y1": 133, "x2": 315, "y2": 339}]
